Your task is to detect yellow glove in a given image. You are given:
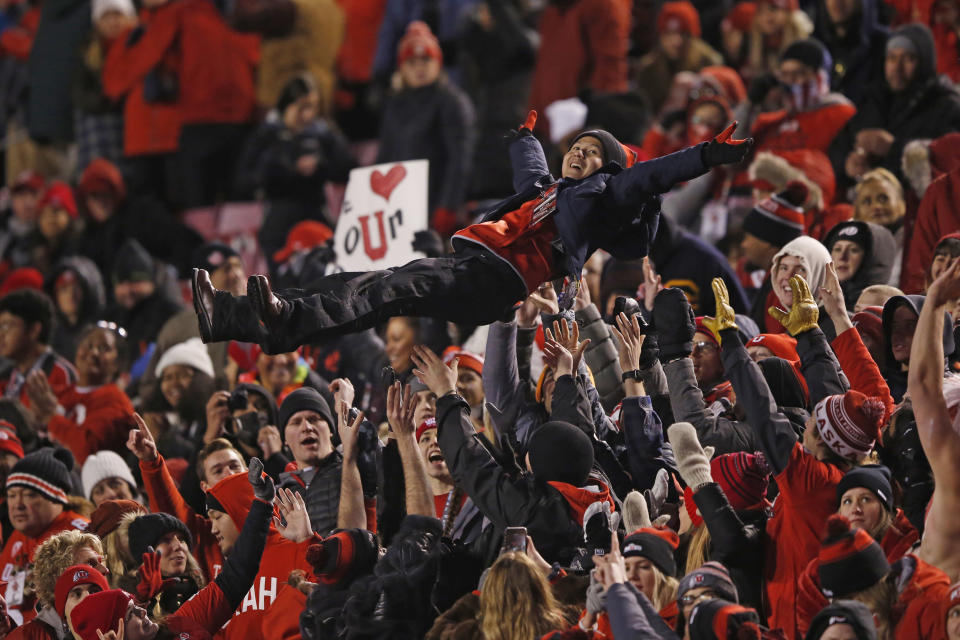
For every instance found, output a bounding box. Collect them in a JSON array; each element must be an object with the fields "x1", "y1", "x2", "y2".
[
  {"x1": 701, "y1": 278, "x2": 738, "y2": 344},
  {"x1": 768, "y1": 275, "x2": 820, "y2": 336}
]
